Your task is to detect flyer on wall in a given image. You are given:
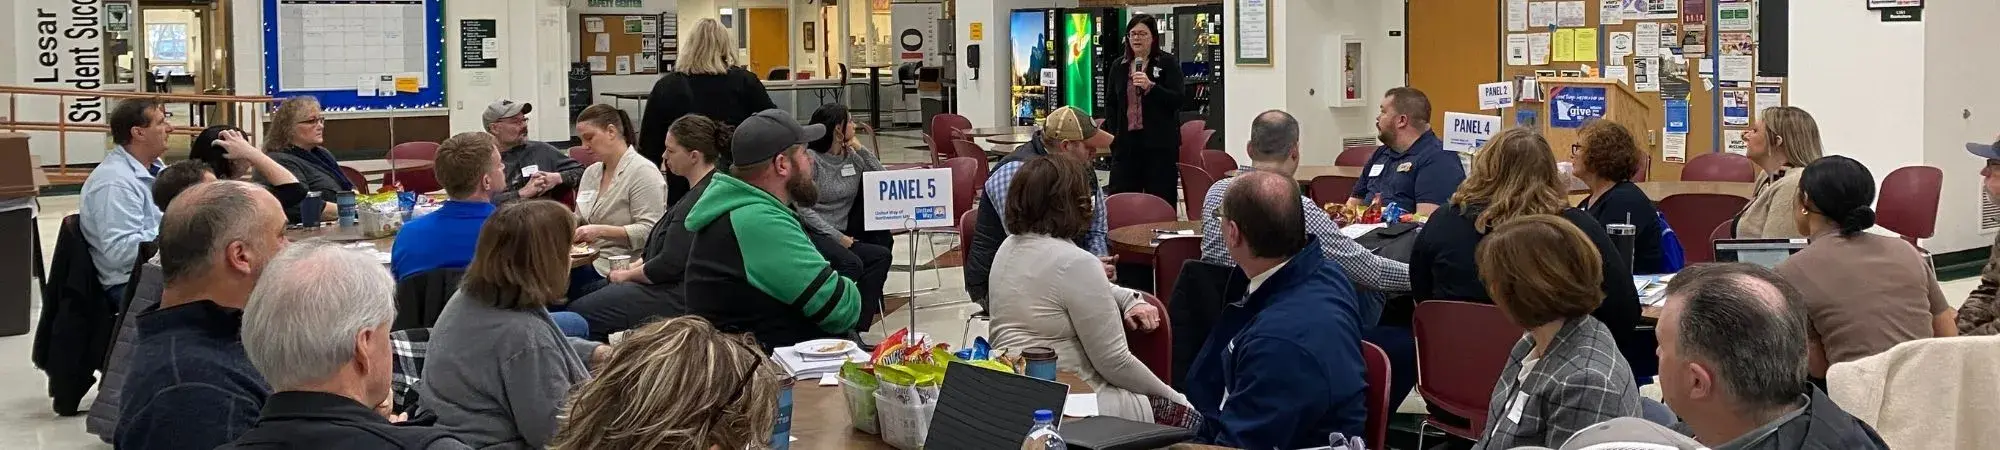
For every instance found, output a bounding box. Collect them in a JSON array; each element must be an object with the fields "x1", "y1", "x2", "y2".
[
  {"x1": 1721, "y1": 90, "x2": 1751, "y2": 126},
  {"x1": 1663, "y1": 133, "x2": 1688, "y2": 163}
]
